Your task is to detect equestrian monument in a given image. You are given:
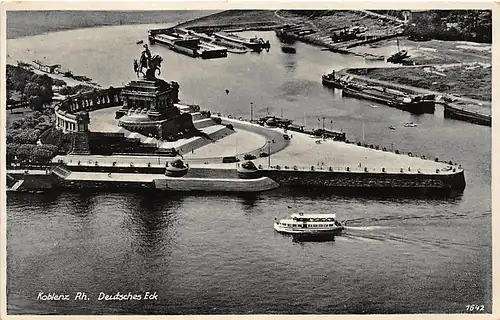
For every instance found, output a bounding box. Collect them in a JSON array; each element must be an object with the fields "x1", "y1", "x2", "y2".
[{"x1": 115, "y1": 45, "x2": 194, "y2": 140}]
